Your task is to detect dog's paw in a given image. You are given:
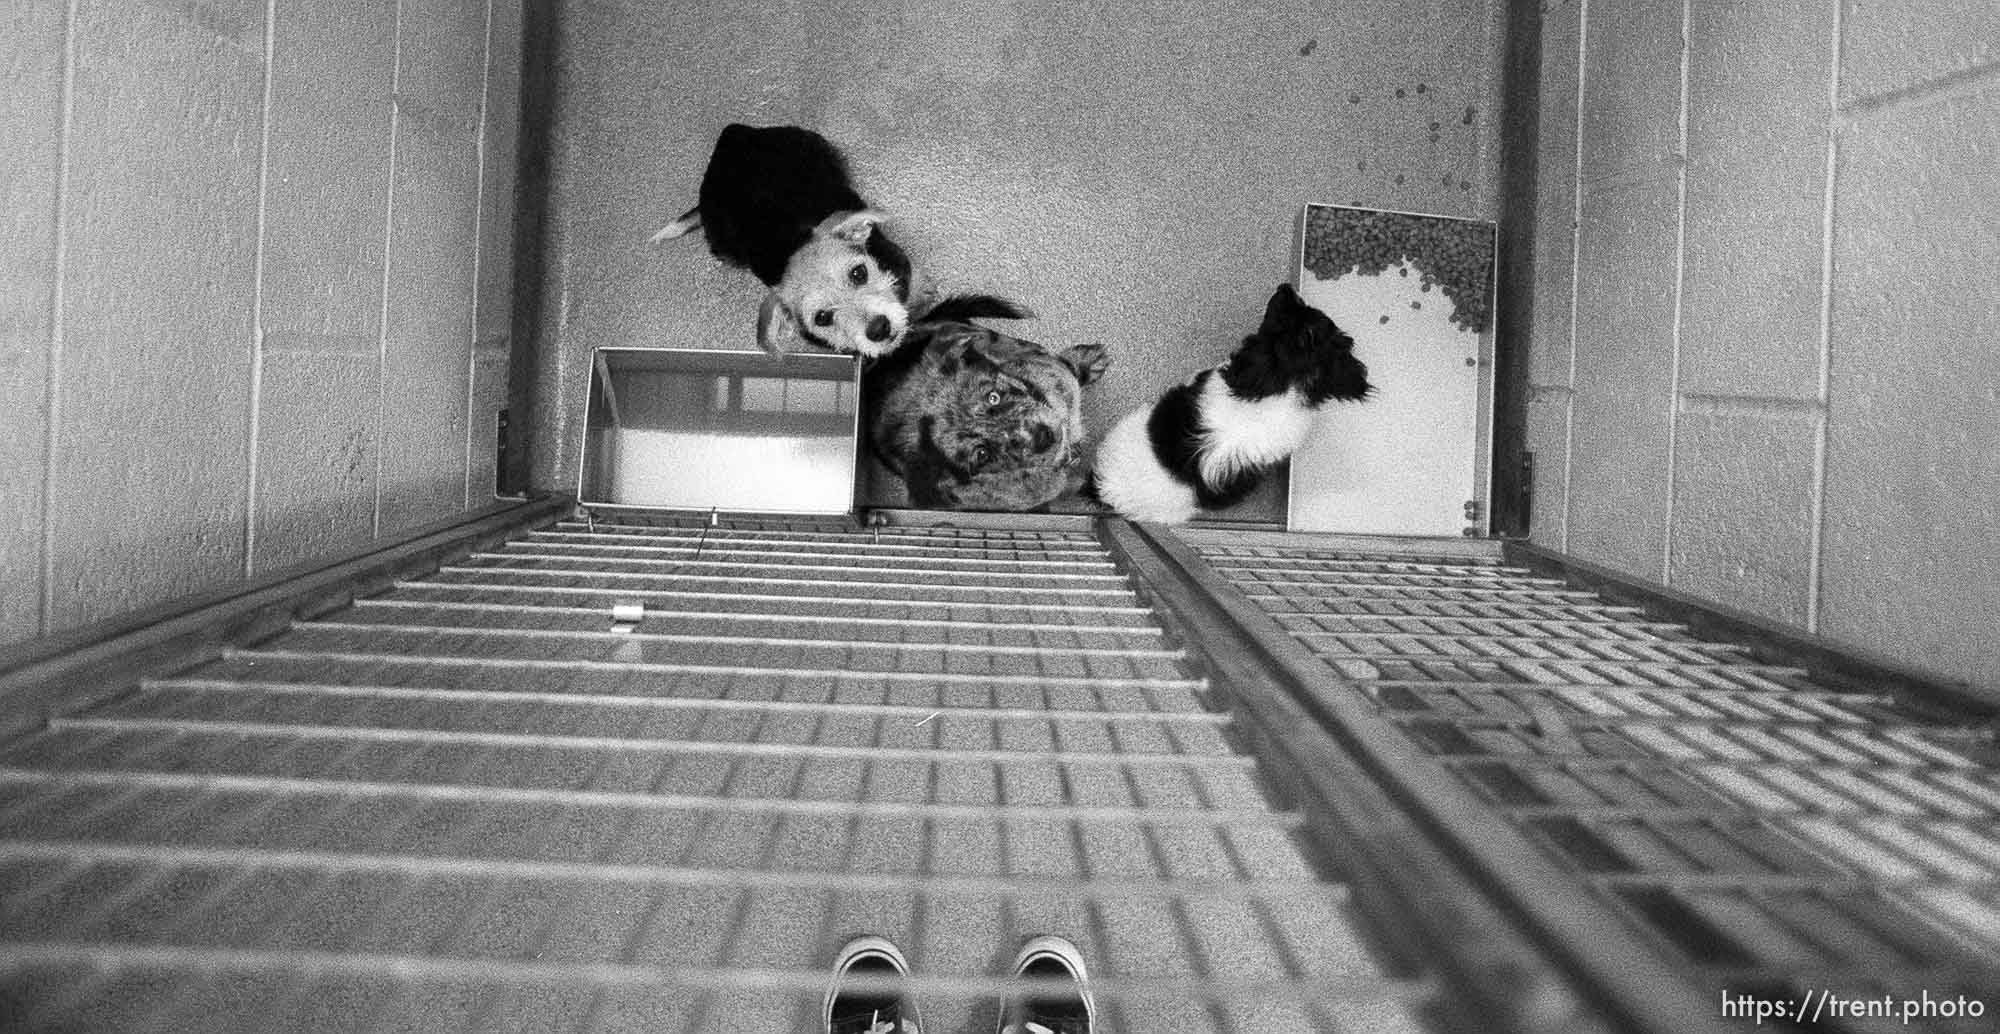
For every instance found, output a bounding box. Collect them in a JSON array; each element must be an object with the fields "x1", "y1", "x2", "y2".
[{"x1": 1061, "y1": 342, "x2": 1111, "y2": 386}]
